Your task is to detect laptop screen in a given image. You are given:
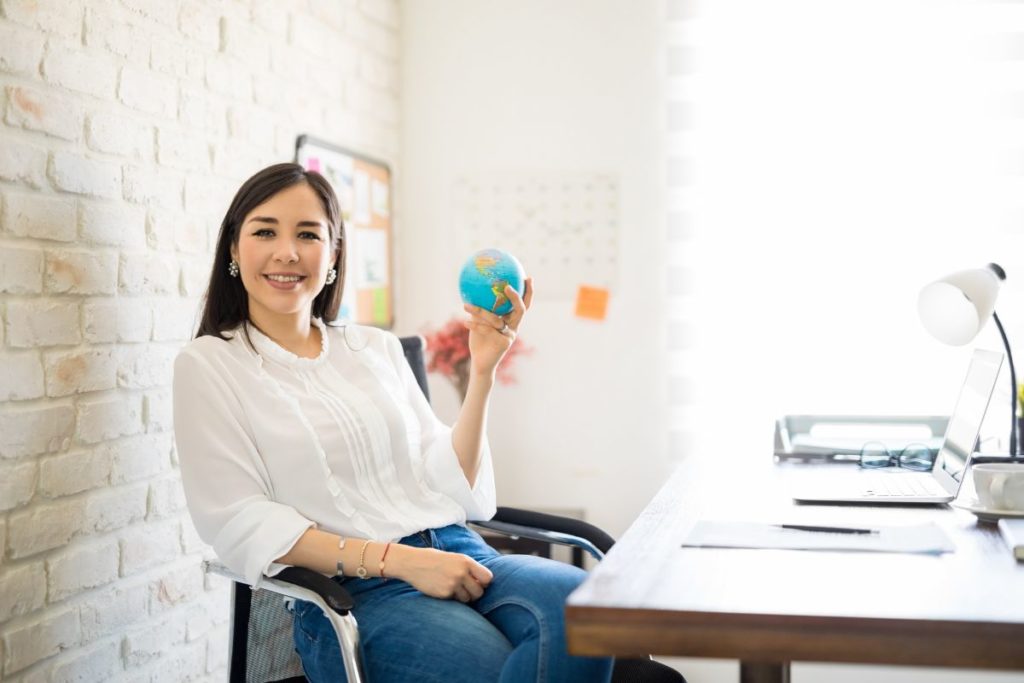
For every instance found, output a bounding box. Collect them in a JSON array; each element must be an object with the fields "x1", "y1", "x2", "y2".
[{"x1": 933, "y1": 349, "x2": 1004, "y2": 489}]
